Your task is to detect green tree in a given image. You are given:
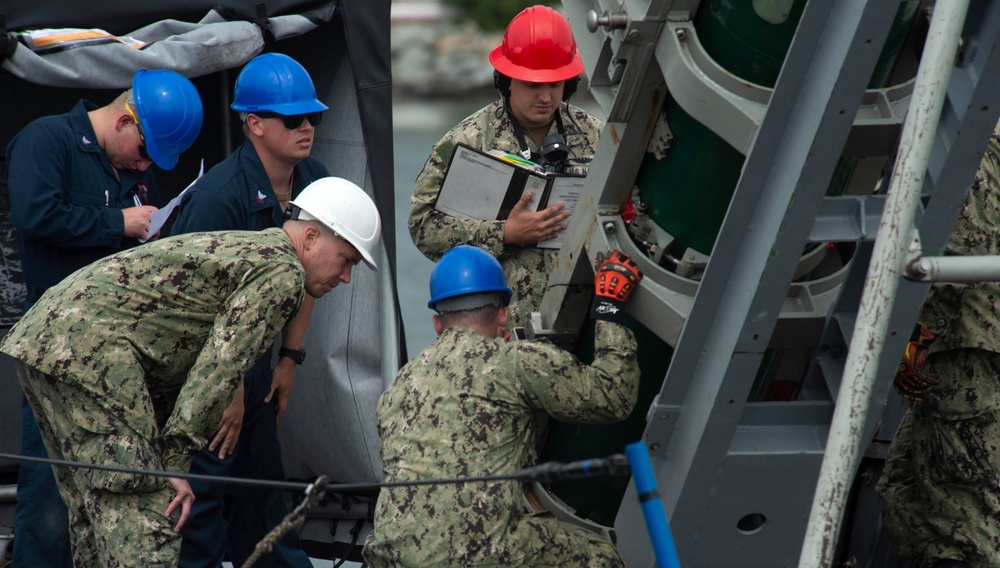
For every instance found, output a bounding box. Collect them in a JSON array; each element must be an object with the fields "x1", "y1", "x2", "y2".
[{"x1": 442, "y1": 0, "x2": 558, "y2": 32}]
